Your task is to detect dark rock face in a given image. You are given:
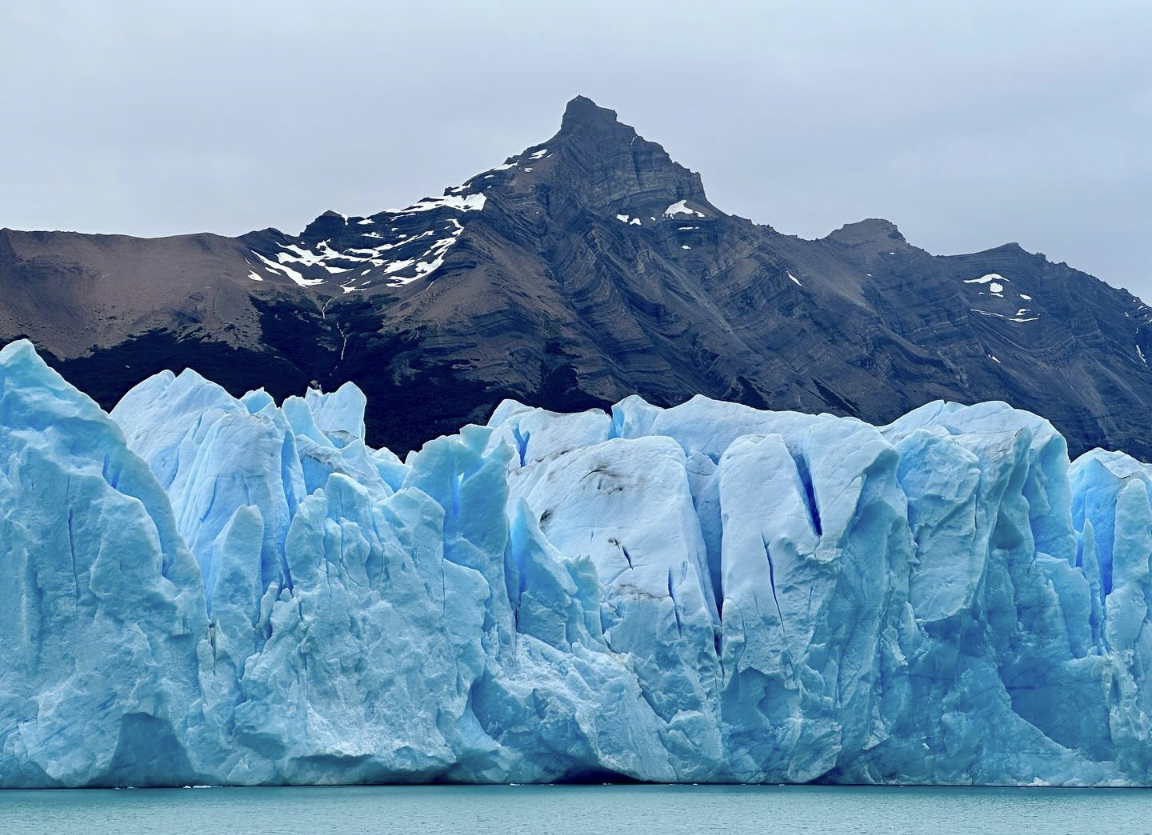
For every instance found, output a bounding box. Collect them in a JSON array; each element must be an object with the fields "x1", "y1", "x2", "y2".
[{"x1": 4, "y1": 96, "x2": 1152, "y2": 459}]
